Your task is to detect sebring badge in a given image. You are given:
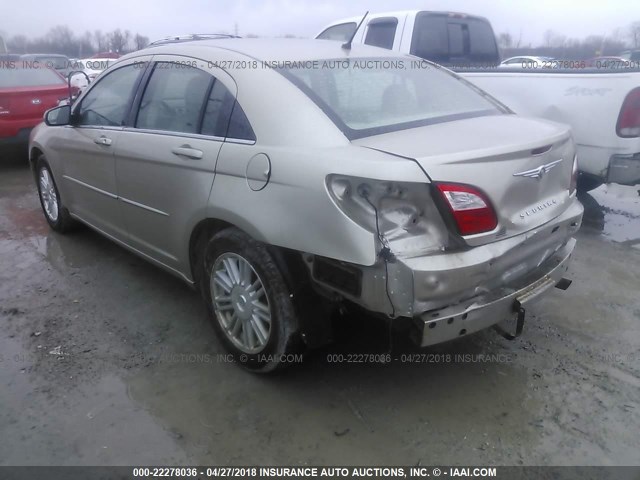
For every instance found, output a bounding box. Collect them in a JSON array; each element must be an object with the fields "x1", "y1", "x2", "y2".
[
  {"x1": 31, "y1": 98, "x2": 42, "y2": 105},
  {"x1": 520, "y1": 199, "x2": 558, "y2": 219},
  {"x1": 513, "y1": 159, "x2": 563, "y2": 180}
]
